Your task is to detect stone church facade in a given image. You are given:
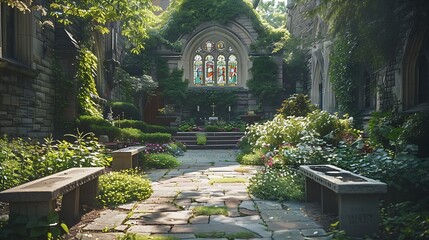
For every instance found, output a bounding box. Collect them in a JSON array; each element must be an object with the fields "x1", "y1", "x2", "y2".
[{"x1": 287, "y1": 0, "x2": 429, "y2": 116}]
